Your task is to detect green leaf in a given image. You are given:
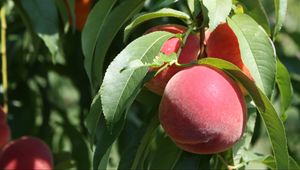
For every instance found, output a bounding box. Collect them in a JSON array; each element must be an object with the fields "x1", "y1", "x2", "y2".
[
  {"x1": 239, "y1": 0, "x2": 271, "y2": 35},
  {"x1": 83, "y1": 0, "x2": 145, "y2": 92},
  {"x1": 148, "y1": 133, "x2": 182, "y2": 169},
  {"x1": 62, "y1": 122, "x2": 91, "y2": 170},
  {"x1": 187, "y1": 0, "x2": 201, "y2": 18},
  {"x1": 93, "y1": 113, "x2": 125, "y2": 169},
  {"x1": 202, "y1": 0, "x2": 232, "y2": 31},
  {"x1": 174, "y1": 152, "x2": 211, "y2": 169},
  {"x1": 131, "y1": 115, "x2": 160, "y2": 169},
  {"x1": 211, "y1": 150, "x2": 234, "y2": 170},
  {"x1": 124, "y1": 8, "x2": 190, "y2": 42},
  {"x1": 82, "y1": 0, "x2": 117, "y2": 91},
  {"x1": 273, "y1": 0, "x2": 287, "y2": 38},
  {"x1": 85, "y1": 92, "x2": 102, "y2": 143},
  {"x1": 145, "y1": 0, "x2": 178, "y2": 11},
  {"x1": 55, "y1": 0, "x2": 75, "y2": 32},
  {"x1": 262, "y1": 155, "x2": 300, "y2": 170},
  {"x1": 276, "y1": 58, "x2": 293, "y2": 120},
  {"x1": 101, "y1": 31, "x2": 173, "y2": 131},
  {"x1": 198, "y1": 58, "x2": 289, "y2": 170},
  {"x1": 117, "y1": 98, "x2": 159, "y2": 169},
  {"x1": 228, "y1": 14, "x2": 276, "y2": 98},
  {"x1": 289, "y1": 156, "x2": 300, "y2": 170},
  {"x1": 21, "y1": 0, "x2": 62, "y2": 61}
]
